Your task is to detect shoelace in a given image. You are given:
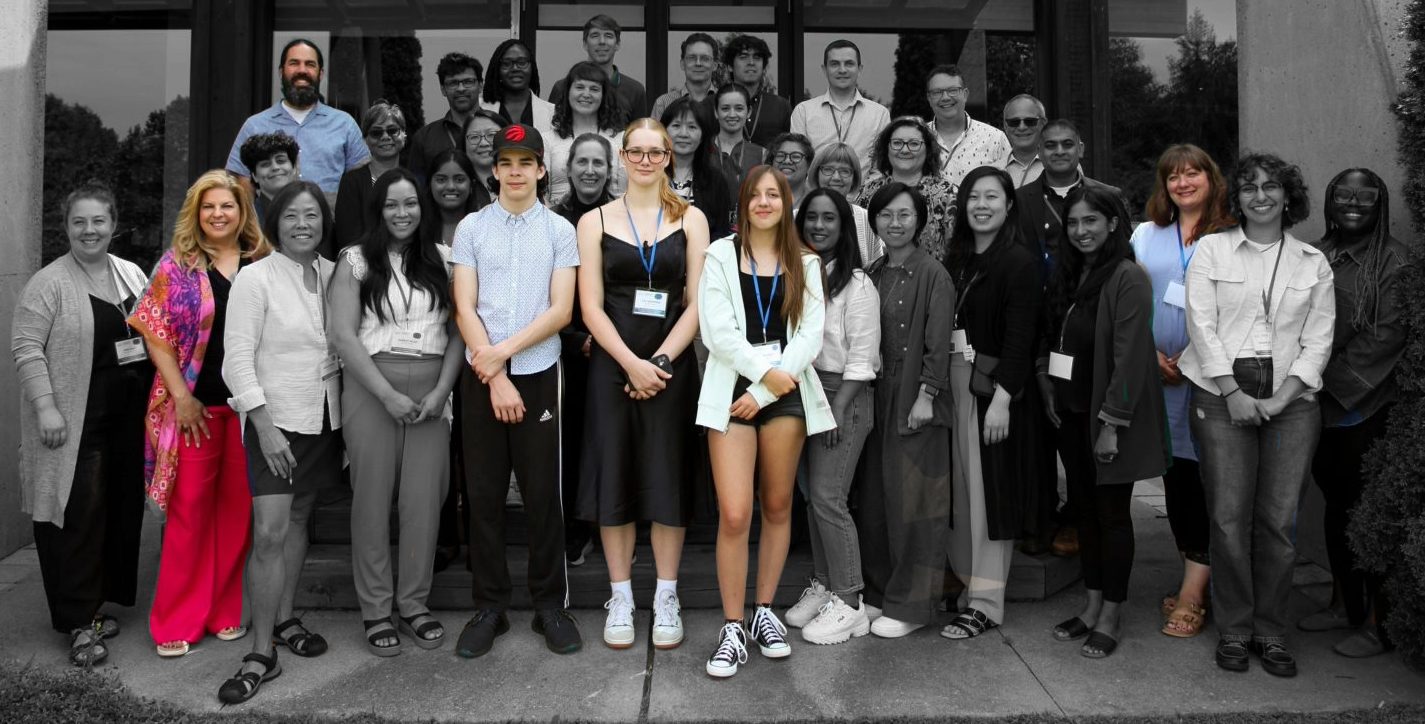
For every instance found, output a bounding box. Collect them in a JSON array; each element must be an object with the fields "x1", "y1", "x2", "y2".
[
  {"x1": 712, "y1": 623, "x2": 748, "y2": 665},
  {"x1": 653, "y1": 592, "x2": 680, "y2": 627},
  {"x1": 605, "y1": 594, "x2": 634, "y2": 627},
  {"x1": 796, "y1": 578, "x2": 827, "y2": 603},
  {"x1": 538, "y1": 609, "x2": 576, "y2": 629},
  {"x1": 816, "y1": 596, "x2": 845, "y2": 618},
  {"x1": 751, "y1": 607, "x2": 787, "y2": 644}
]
